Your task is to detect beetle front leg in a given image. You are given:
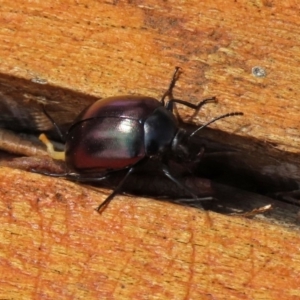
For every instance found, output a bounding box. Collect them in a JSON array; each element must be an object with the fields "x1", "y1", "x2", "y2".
[{"x1": 165, "y1": 97, "x2": 217, "y2": 114}]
